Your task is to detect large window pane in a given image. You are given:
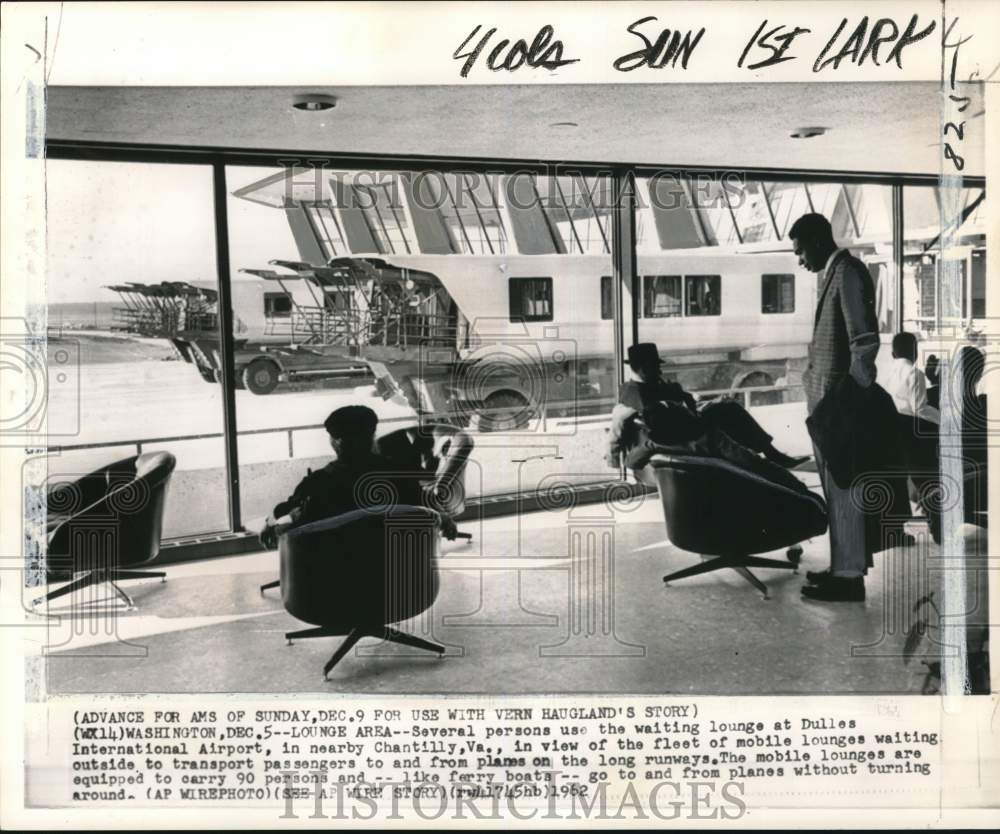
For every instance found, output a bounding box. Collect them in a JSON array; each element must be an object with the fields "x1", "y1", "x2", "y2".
[
  {"x1": 46, "y1": 160, "x2": 228, "y2": 537},
  {"x1": 632, "y1": 176, "x2": 894, "y2": 445},
  {"x1": 903, "y1": 186, "x2": 987, "y2": 335},
  {"x1": 225, "y1": 165, "x2": 619, "y2": 518}
]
